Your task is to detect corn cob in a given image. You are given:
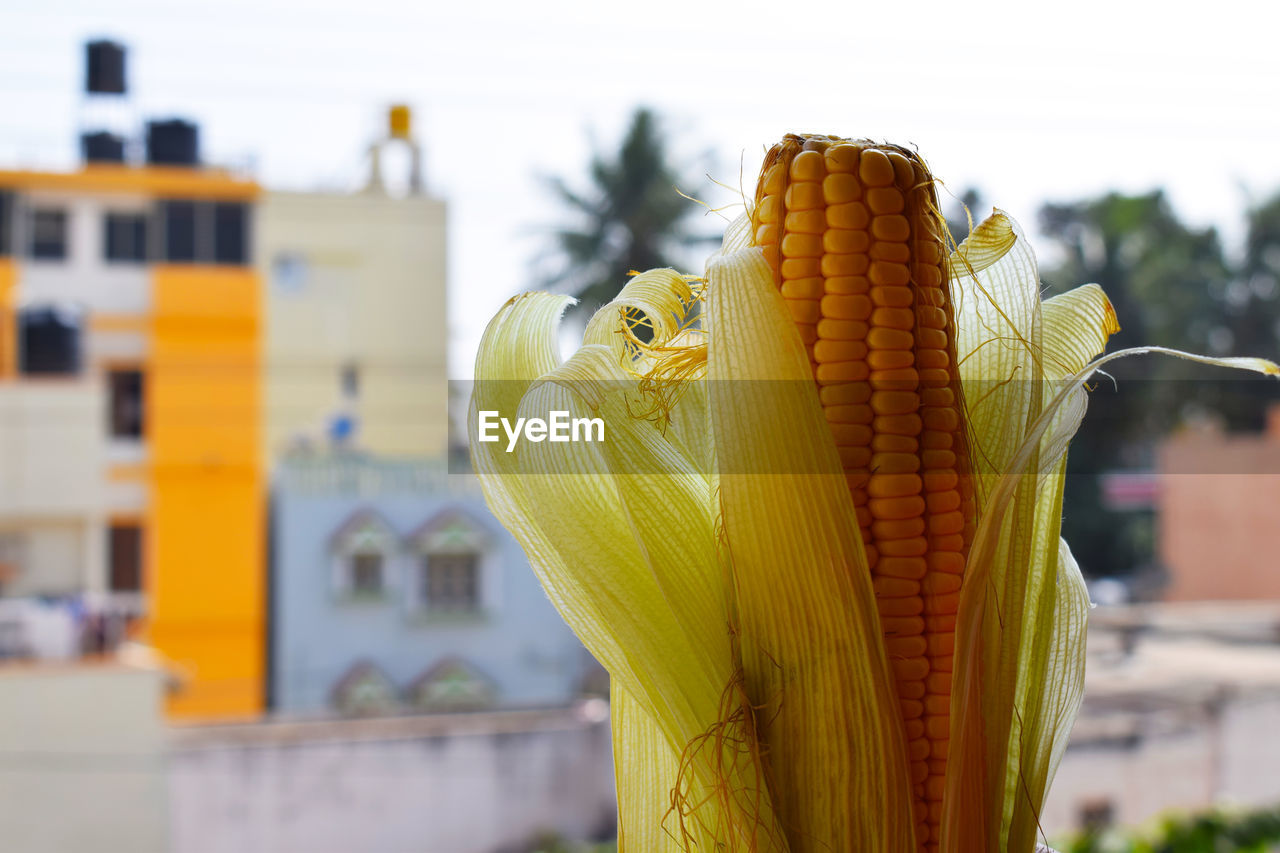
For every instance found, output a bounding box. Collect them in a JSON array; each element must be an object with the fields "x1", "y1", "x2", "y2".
[{"x1": 750, "y1": 134, "x2": 976, "y2": 852}]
